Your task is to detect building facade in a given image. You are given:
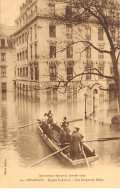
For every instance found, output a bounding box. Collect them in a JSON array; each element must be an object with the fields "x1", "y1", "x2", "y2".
[
  {"x1": 13, "y1": 0, "x2": 119, "y2": 108},
  {"x1": 0, "y1": 25, "x2": 16, "y2": 93}
]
